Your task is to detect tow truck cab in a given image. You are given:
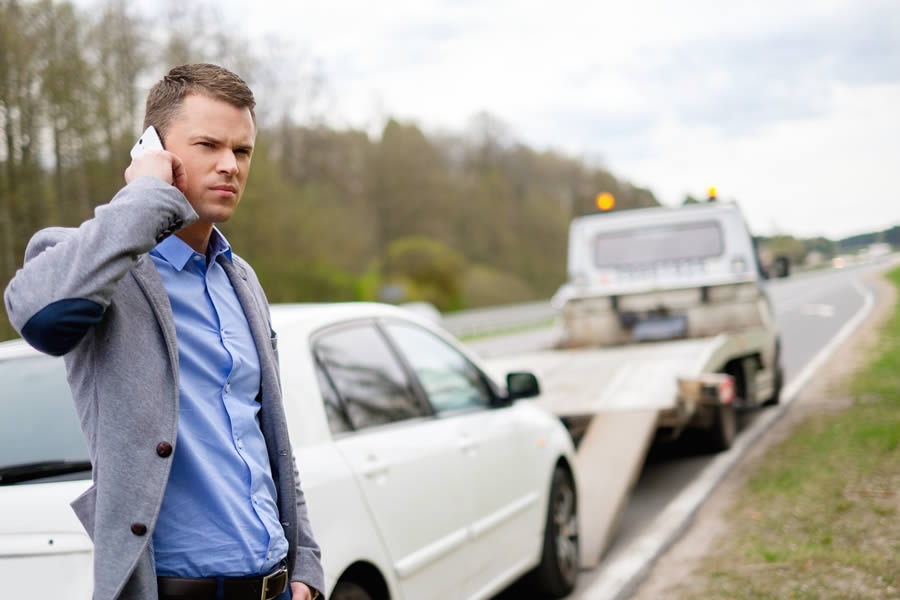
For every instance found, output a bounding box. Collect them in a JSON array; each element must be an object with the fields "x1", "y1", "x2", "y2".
[{"x1": 553, "y1": 202, "x2": 775, "y2": 352}]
